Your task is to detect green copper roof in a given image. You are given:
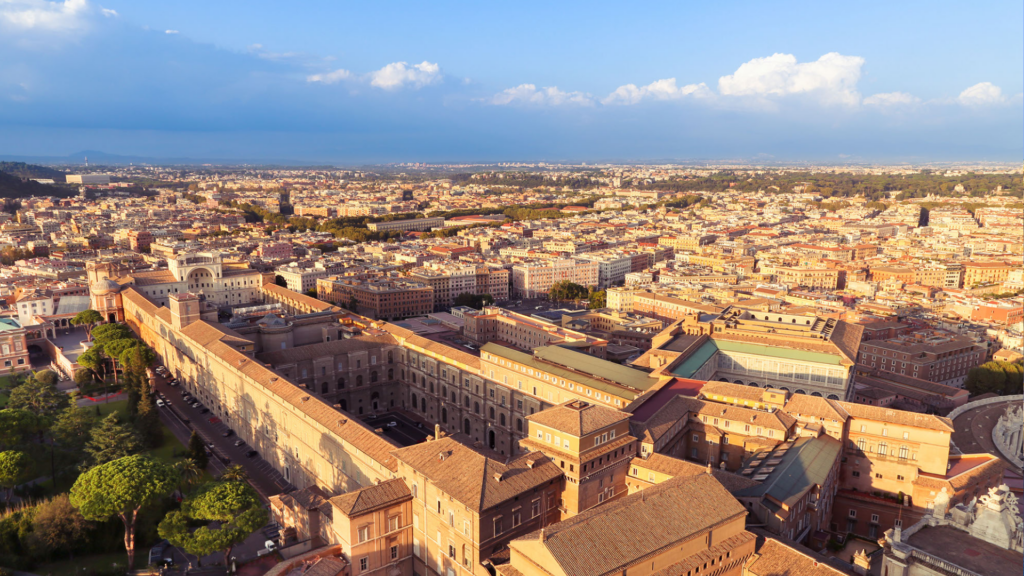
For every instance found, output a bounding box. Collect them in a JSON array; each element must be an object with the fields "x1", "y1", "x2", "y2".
[
  {"x1": 735, "y1": 435, "x2": 842, "y2": 507},
  {"x1": 713, "y1": 339, "x2": 843, "y2": 365},
  {"x1": 670, "y1": 340, "x2": 719, "y2": 378},
  {"x1": 481, "y1": 342, "x2": 658, "y2": 401}
]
